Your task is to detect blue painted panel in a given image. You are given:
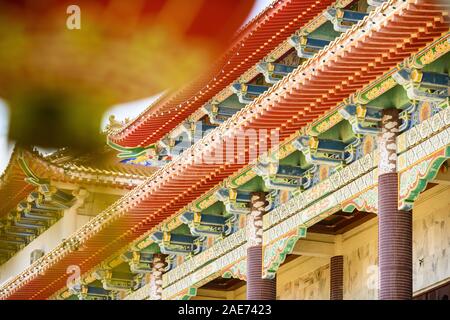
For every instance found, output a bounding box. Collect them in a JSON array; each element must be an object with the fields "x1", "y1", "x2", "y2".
[{"x1": 342, "y1": 10, "x2": 368, "y2": 22}]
